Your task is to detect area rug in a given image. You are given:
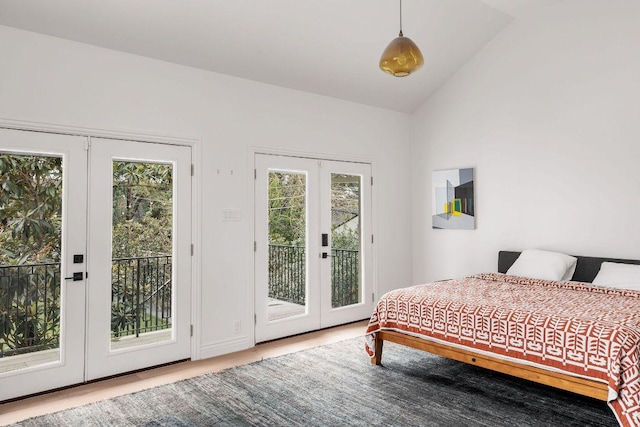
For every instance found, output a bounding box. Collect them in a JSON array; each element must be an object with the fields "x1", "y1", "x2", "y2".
[{"x1": 11, "y1": 337, "x2": 617, "y2": 426}]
